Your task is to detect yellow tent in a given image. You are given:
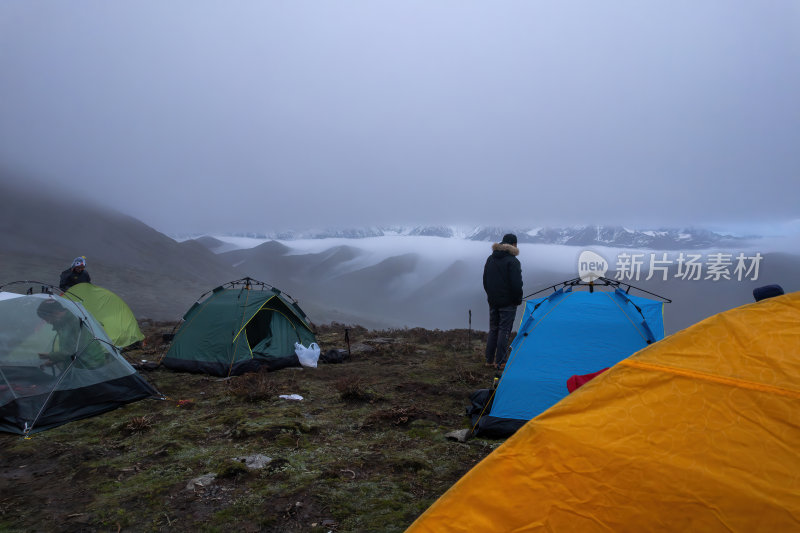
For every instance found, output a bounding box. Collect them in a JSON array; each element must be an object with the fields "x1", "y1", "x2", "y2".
[
  {"x1": 407, "y1": 292, "x2": 800, "y2": 532},
  {"x1": 62, "y1": 283, "x2": 144, "y2": 348}
]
